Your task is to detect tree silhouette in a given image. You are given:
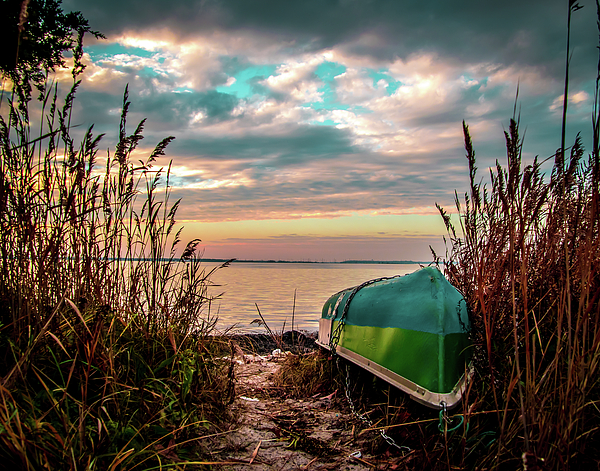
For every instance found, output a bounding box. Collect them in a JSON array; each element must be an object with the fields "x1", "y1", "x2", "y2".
[{"x1": 0, "y1": 0, "x2": 103, "y2": 95}]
